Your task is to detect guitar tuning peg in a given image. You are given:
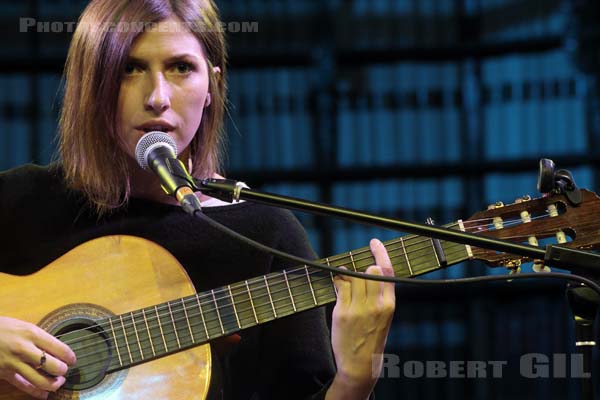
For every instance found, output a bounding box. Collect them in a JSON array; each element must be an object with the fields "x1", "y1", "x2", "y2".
[
  {"x1": 506, "y1": 260, "x2": 521, "y2": 282},
  {"x1": 488, "y1": 201, "x2": 505, "y2": 210},
  {"x1": 533, "y1": 260, "x2": 551, "y2": 273},
  {"x1": 515, "y1": 195, "x2": 531, "y2": 203},
  {"x1": 528, "y1": 236, "x2": 538, "y2": 246},
  {"x1": 556, "y1": 230, "x2": 567, "y2": 244},
  {"x1": 493, "y1": 216, "x2": 504, "y2": 229}
]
